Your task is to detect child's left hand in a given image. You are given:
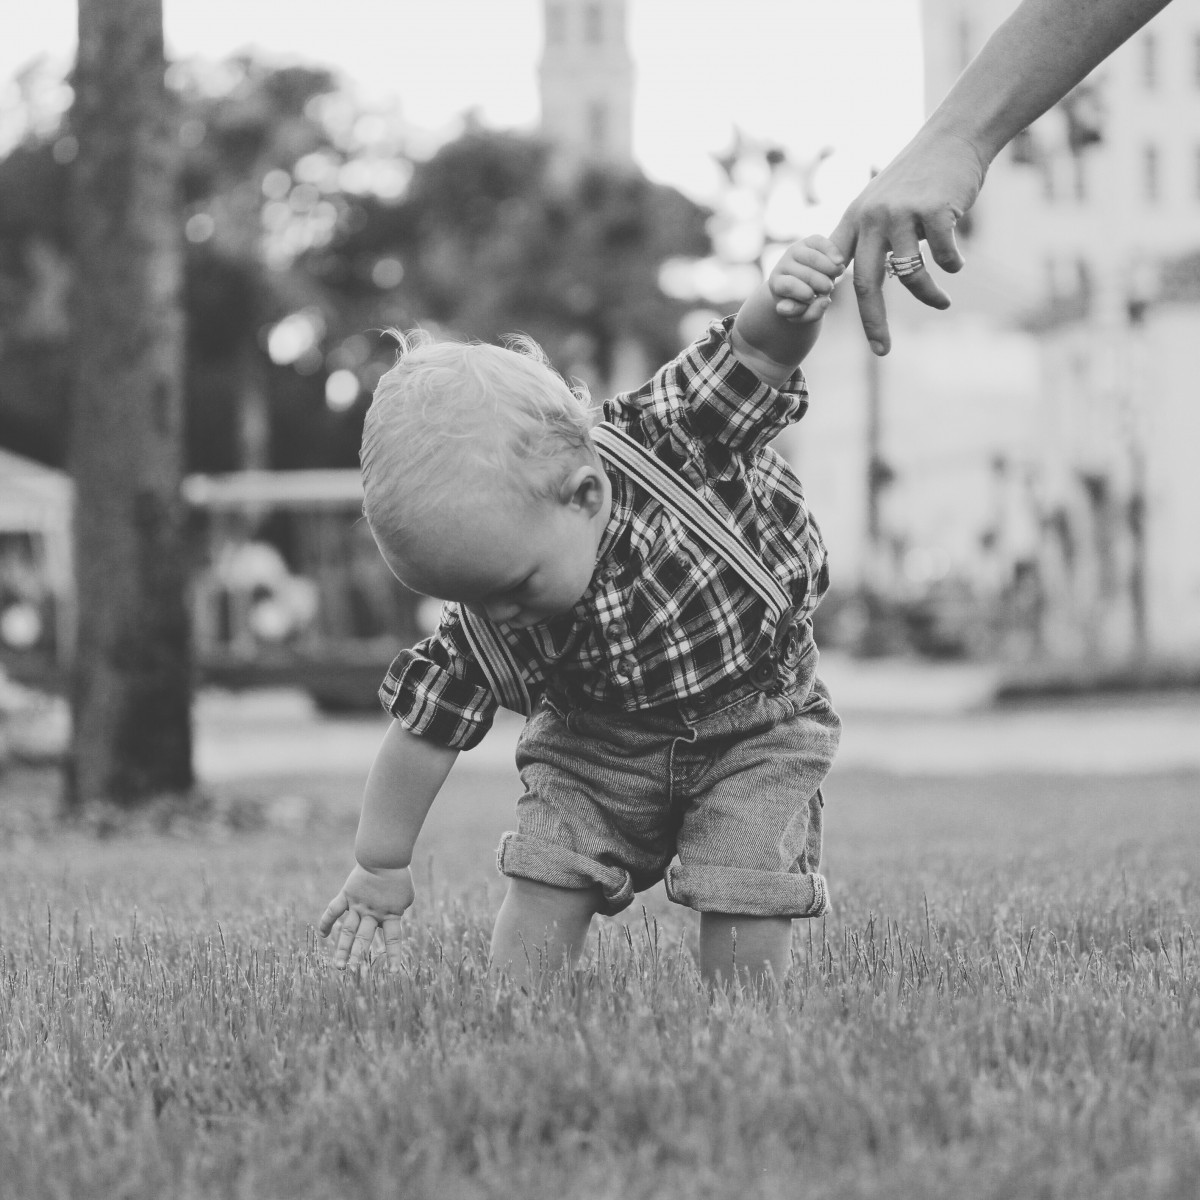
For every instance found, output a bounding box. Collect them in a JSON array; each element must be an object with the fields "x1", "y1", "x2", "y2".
[
  {"x1": 770, "y1": 234, "x2": 845, "y2": 323},
  {"x1": 319, "y1": 863, "x2": 415, "y2": 972}
]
